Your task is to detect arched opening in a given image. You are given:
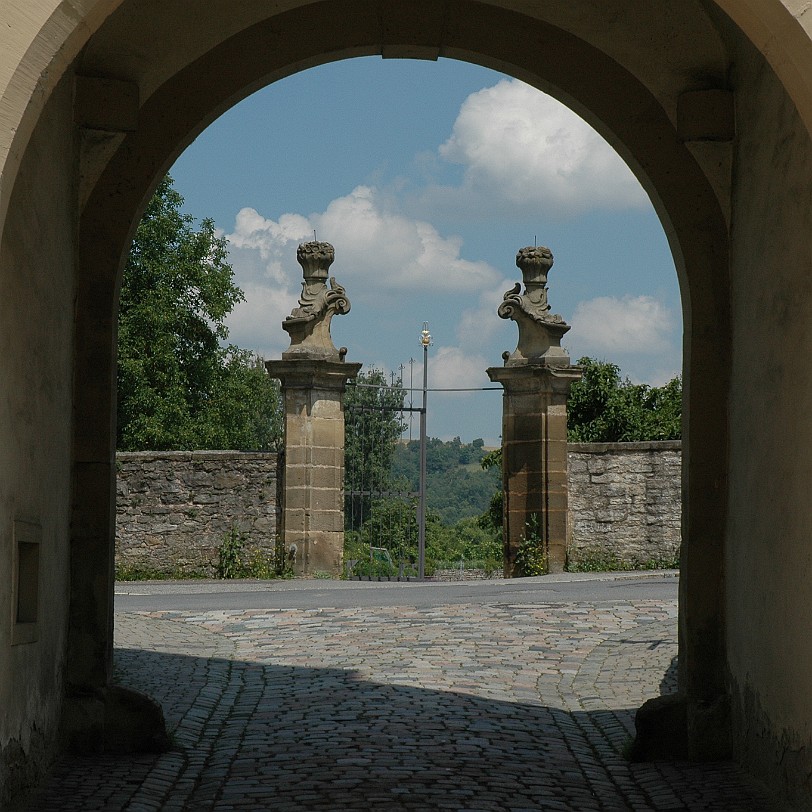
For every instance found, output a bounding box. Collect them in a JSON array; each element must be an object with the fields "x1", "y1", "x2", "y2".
[
  {"x1": 68, "y1": 0, "x2": 730, "y2": 763},
  {"x1": 108, "y1": 56, "x2": 681, "y2": 585},
  {"x1": 13, "y1": 0, "x2": 812, "y2": 804}
]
